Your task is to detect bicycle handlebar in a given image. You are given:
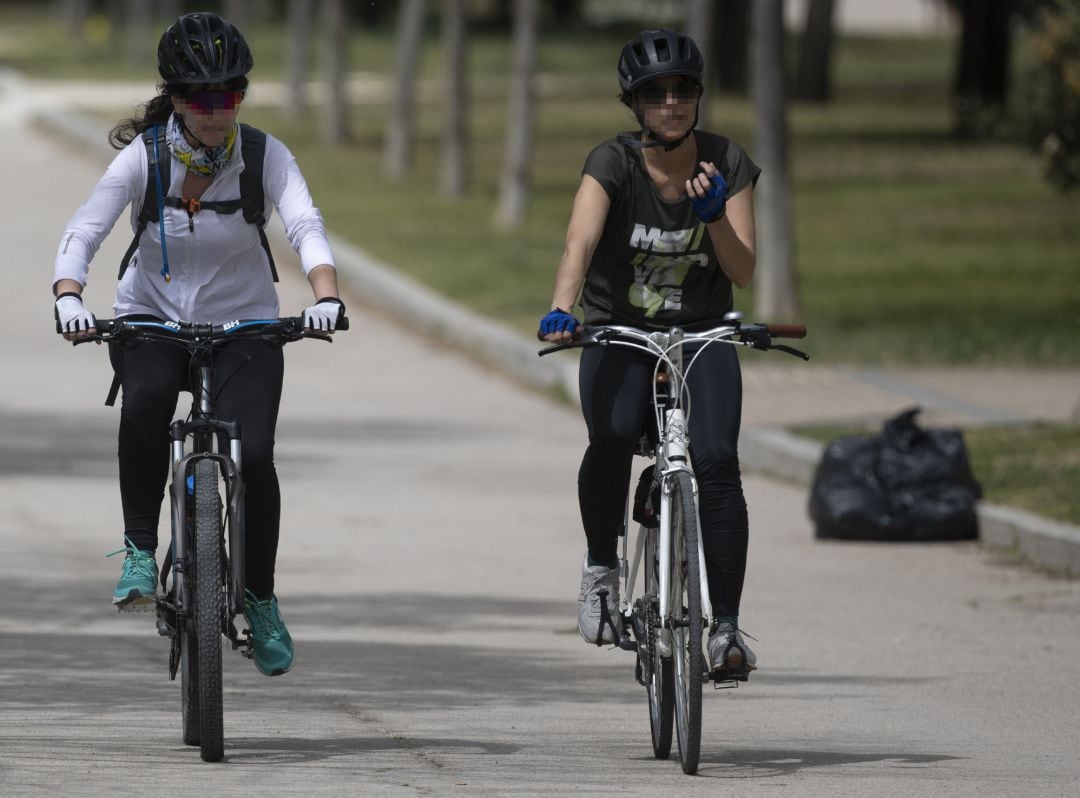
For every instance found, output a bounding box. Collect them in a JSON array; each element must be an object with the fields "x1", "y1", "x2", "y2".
[
  {"x1": 538, "y1": 321, "x2": 809, "y2": 361},
  {"x1": 759, "y1": 324, "x2": 806, "y2": 339},
  {"x1": 61, "y1": 315, "x2": 349, "y2": 345}
]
